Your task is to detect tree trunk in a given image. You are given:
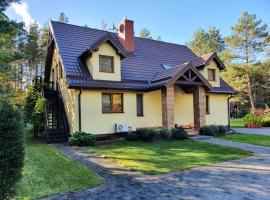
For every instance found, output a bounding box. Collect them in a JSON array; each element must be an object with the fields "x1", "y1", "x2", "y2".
[{"x1": 246, "y1": 74, "x2": 256, "y2": 110}]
